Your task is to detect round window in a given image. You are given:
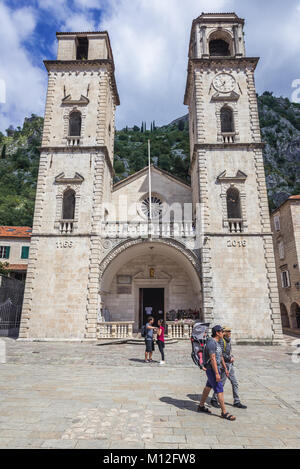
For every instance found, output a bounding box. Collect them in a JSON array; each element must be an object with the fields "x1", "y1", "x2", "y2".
[{"x1": 141, "y1": 196, "x2": 163, "y2": 219}]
